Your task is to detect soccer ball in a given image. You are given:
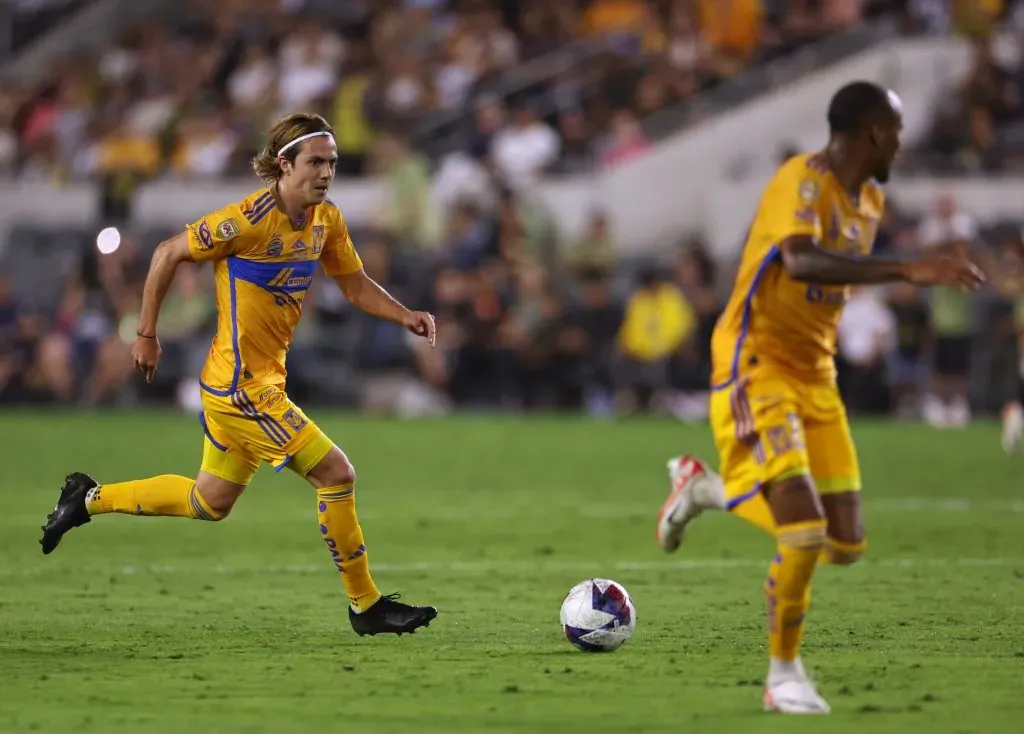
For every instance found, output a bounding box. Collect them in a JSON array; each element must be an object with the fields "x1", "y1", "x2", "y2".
[{"x1": 559, "y1": 578, "x2": 636, "y2": 652}]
